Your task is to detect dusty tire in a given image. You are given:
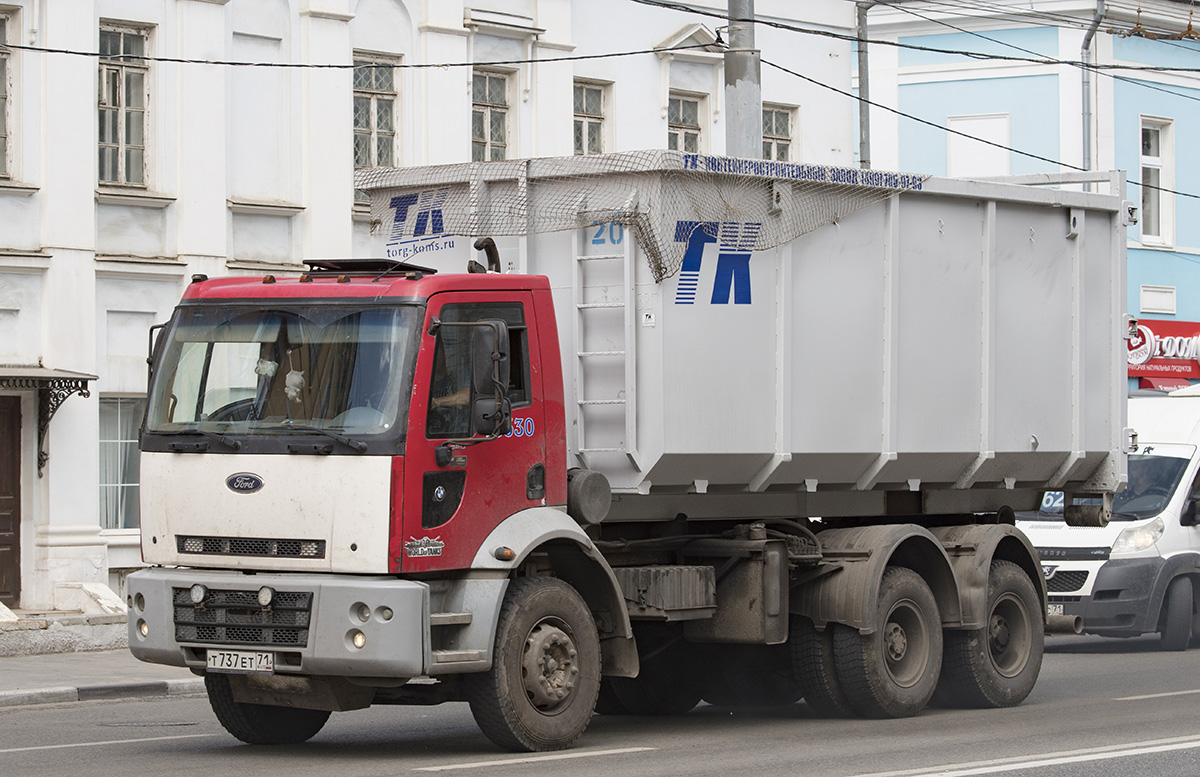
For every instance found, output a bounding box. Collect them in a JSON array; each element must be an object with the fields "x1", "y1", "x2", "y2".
[
  {"x1": 833, "y1": 566, "x2": 942, "y2": 718},
  {"x1": 204, "y1": 674, "x2": 330, "y2": 745},
  {"x1": 700, "y1": 643, "x2": 803, "y2": 708},
  {"x1": 1160, "y1": 576, "x2": 1193, "y2": 652},
  {"x1": 790, "y1": 615, "x2": 855, "y2": 718},
  {"x1": 466, "y1": 577, "x2": 601, "y2": 751},
  {"x1": 933, "y1": 560, "x2": 1043, "y2": 708},
  {"x1": 607, "y1": 623, "x2": 702, "y2": 715}
]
